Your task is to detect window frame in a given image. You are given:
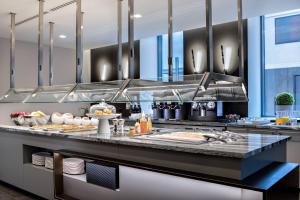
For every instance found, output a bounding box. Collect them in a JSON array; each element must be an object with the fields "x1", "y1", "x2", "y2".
[
  {"x1": 261, "y1": 16, "x2": 269, "y2": 117},
  {"x1": 261, "y1": 12, "x2": 300, "y2": 117}
]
